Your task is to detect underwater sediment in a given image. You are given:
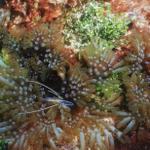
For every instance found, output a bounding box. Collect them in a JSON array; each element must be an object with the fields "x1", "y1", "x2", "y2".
[{"x1": 0, "y1": 0, "x2": 150, "y2": 150}]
